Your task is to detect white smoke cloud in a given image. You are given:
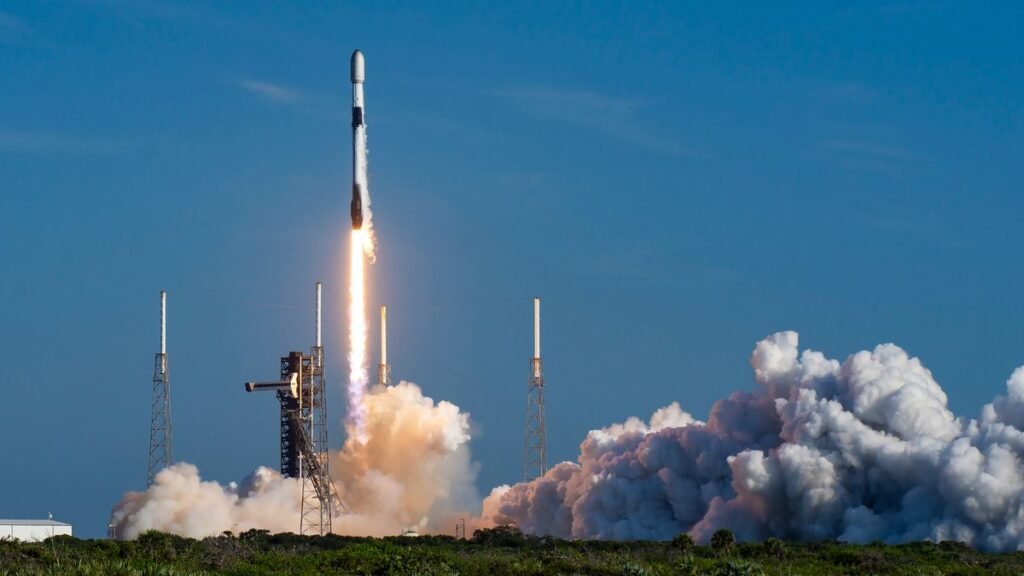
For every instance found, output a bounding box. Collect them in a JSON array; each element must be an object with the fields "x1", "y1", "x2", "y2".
[
  {"x1": 115, "y1": 330, "x2": 1024, "y2": 551},
  {"x1": 332, "y1": 381, "x2": 479, "y2": 536},
  {"x1": 111, "y1": 381, "x2": 477, "y2": 539},
  {"x1": 482, "y1": 331, "x2": 1024, "y2": 552},
  {"x1": 110, "y1": 465, "x2": 307, "y2": 539}
]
